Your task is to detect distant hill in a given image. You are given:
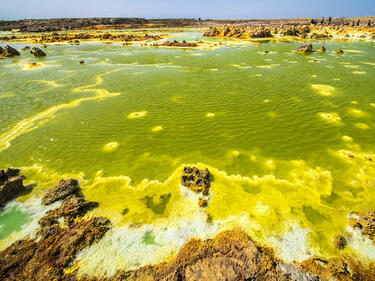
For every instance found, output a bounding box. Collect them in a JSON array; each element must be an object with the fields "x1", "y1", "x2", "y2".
[{"x1": 0, "y1": 16, "x2": 374, "y2": 32}]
